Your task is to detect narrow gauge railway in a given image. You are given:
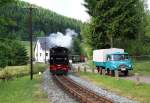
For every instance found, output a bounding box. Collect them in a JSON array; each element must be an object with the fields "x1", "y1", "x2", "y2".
[{"x1": 53, "y1": 75, "x2": 114, "y2": 103}]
